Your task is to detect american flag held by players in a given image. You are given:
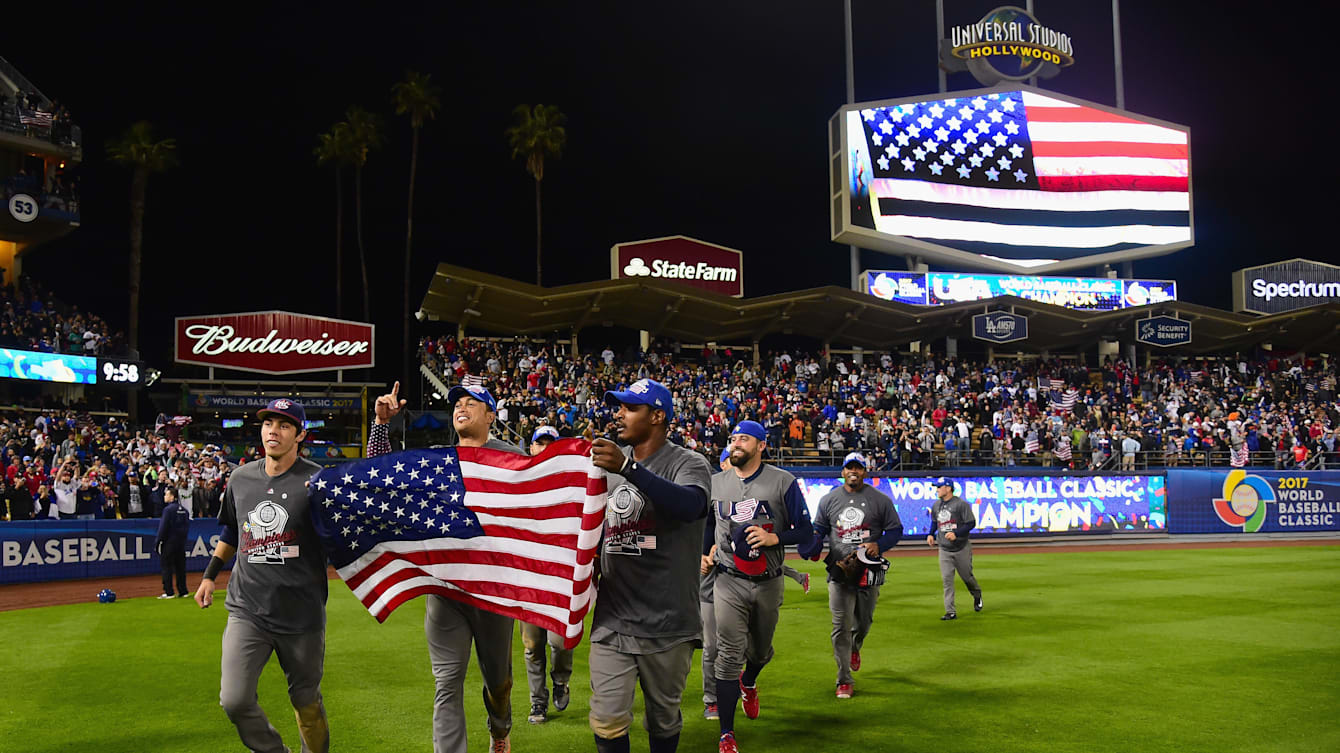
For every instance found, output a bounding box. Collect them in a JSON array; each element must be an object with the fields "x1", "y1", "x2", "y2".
[
  {"x1": 310, "y1": 438, "x2": 607, "y2": 649},
  {"x1": 857, "y1": 90, "x2": 1190, "y2": 260}
]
